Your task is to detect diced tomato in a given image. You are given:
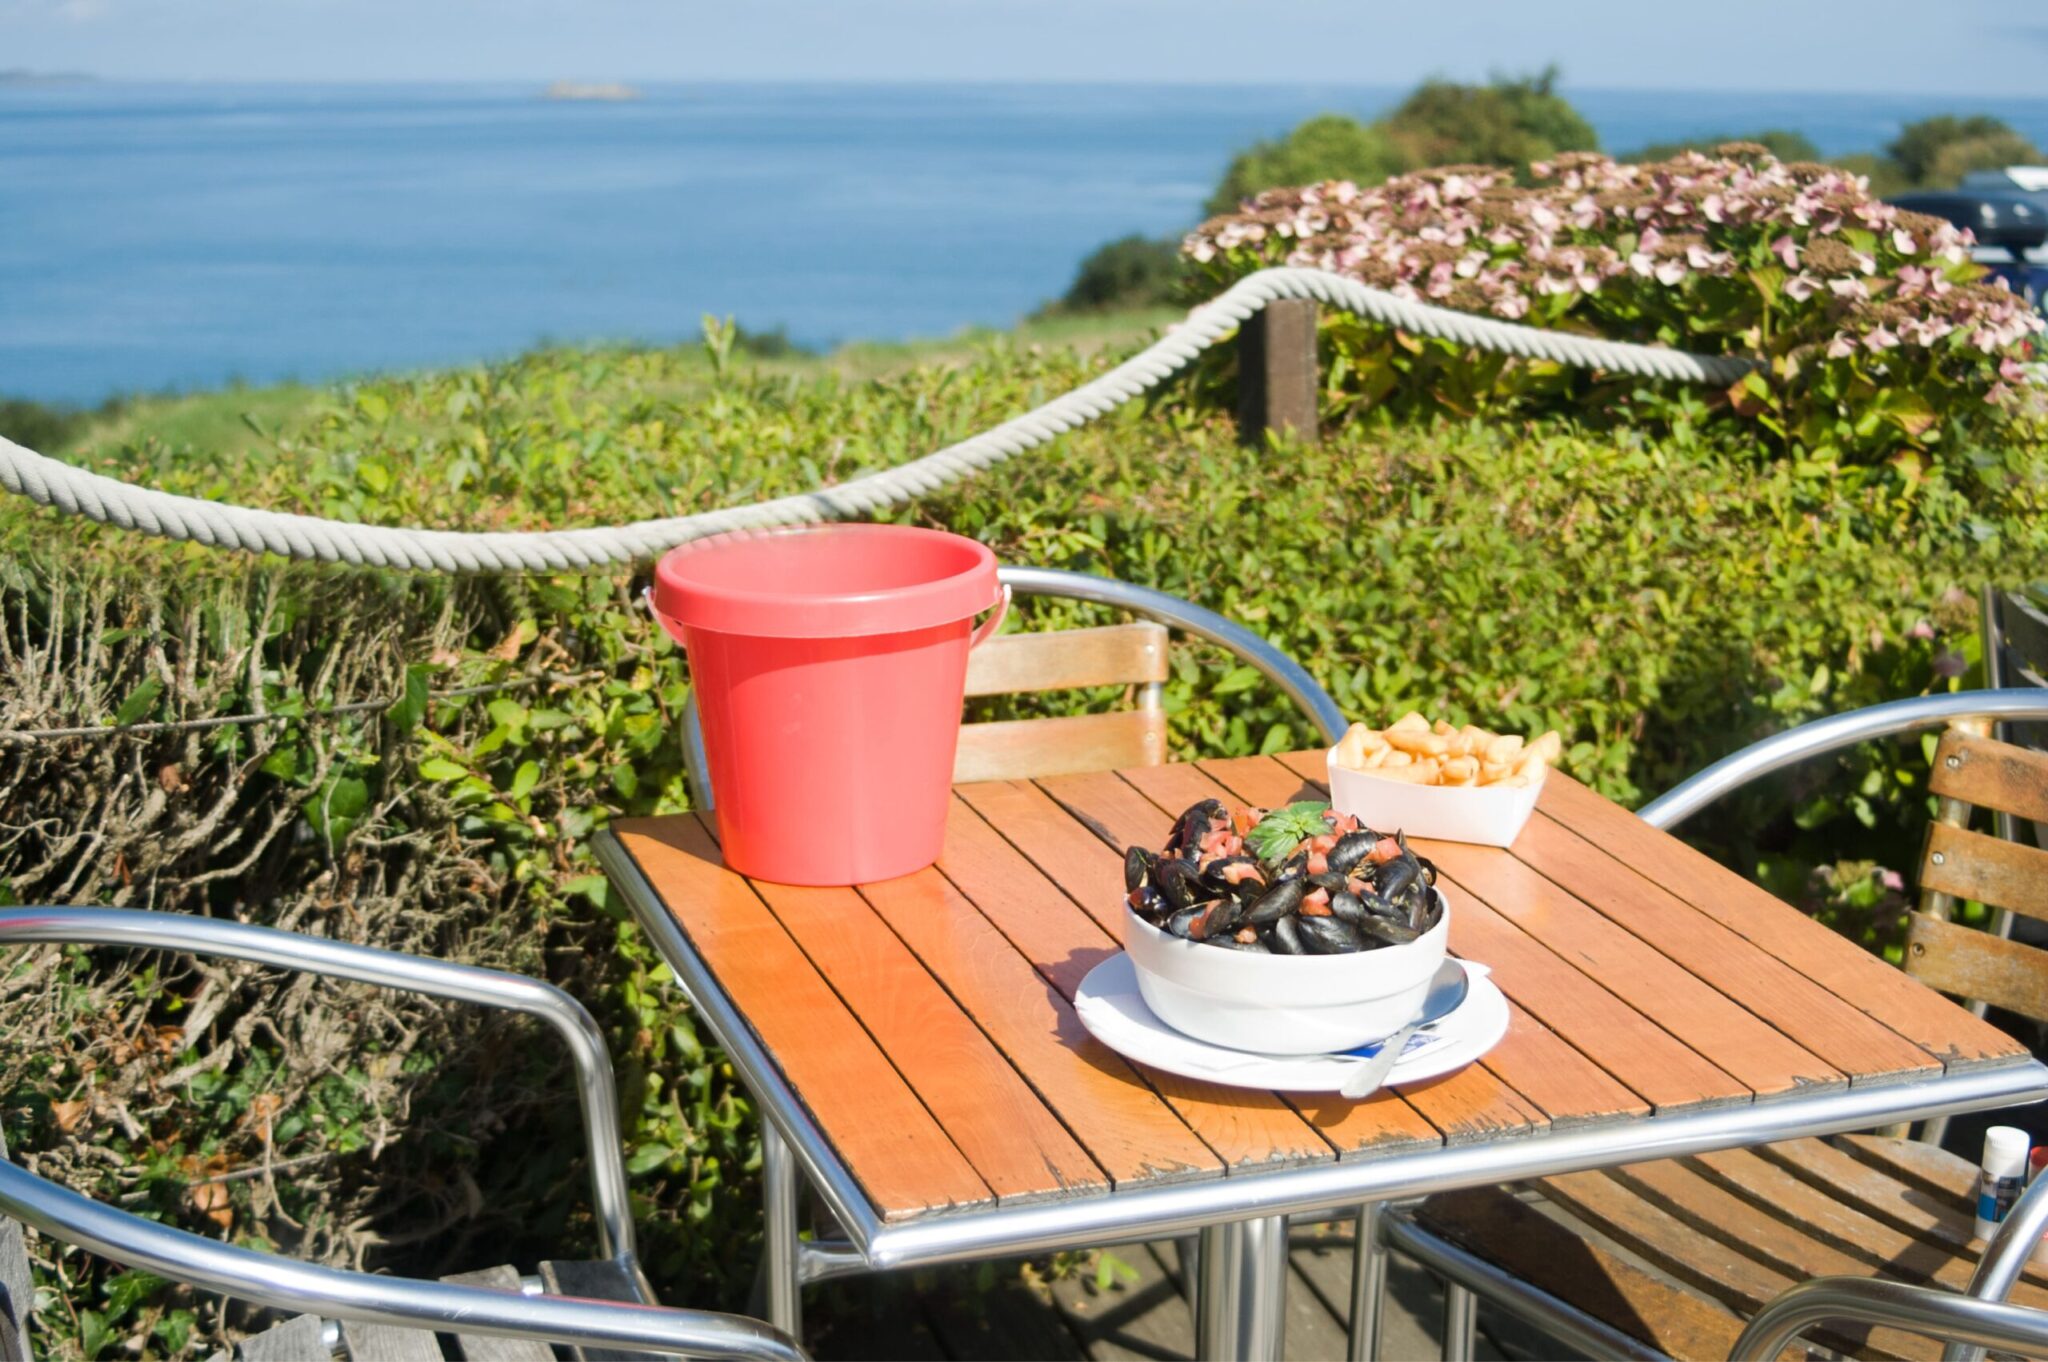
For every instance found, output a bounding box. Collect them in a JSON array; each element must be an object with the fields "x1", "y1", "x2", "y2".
[
  {"x1": 1300, "y1": 887, "x2": 1333, "y2": 916},
  {"x1": 1232, "y1": 807, "x2": 1263, "y2": 836},
  {"x1": 1221, "y1": 861, "x2": 1264, "y2": 886},
  {"x1": 1308, "y1": 833, "x2": 1339, "y2": 853},
  {"x1": 1306, "y1": 852, "x2": 1329, "y2": 876},
  {"x1": 1368, "y1": 837, "x2": 1403, "y2": 865}
]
